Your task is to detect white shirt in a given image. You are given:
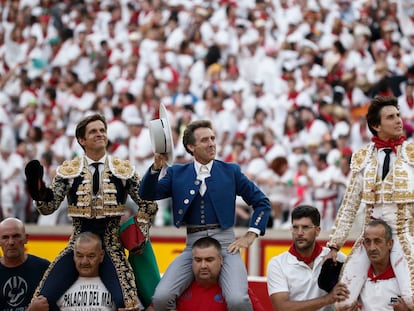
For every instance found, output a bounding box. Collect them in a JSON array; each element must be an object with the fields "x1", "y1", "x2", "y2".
[
  {"x1": 194, "y1": 161, "x2": 212, "y2": 182},
  {"x1": 359, "y1": 275, "x2": 401, "y2": 310},
  {"x1": 267, "y1": 247, "x2": 346, "y2": 311},
  {"x1": 57, "y1": 276, "x2": 117, "y2": 311}
]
